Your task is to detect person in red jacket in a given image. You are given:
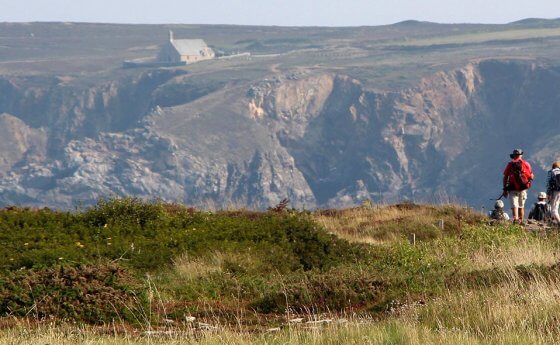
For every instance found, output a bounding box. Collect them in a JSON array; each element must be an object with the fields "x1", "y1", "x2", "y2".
[{"x1": 503, "y1": 149, "x2": 534, "y2": 224}]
